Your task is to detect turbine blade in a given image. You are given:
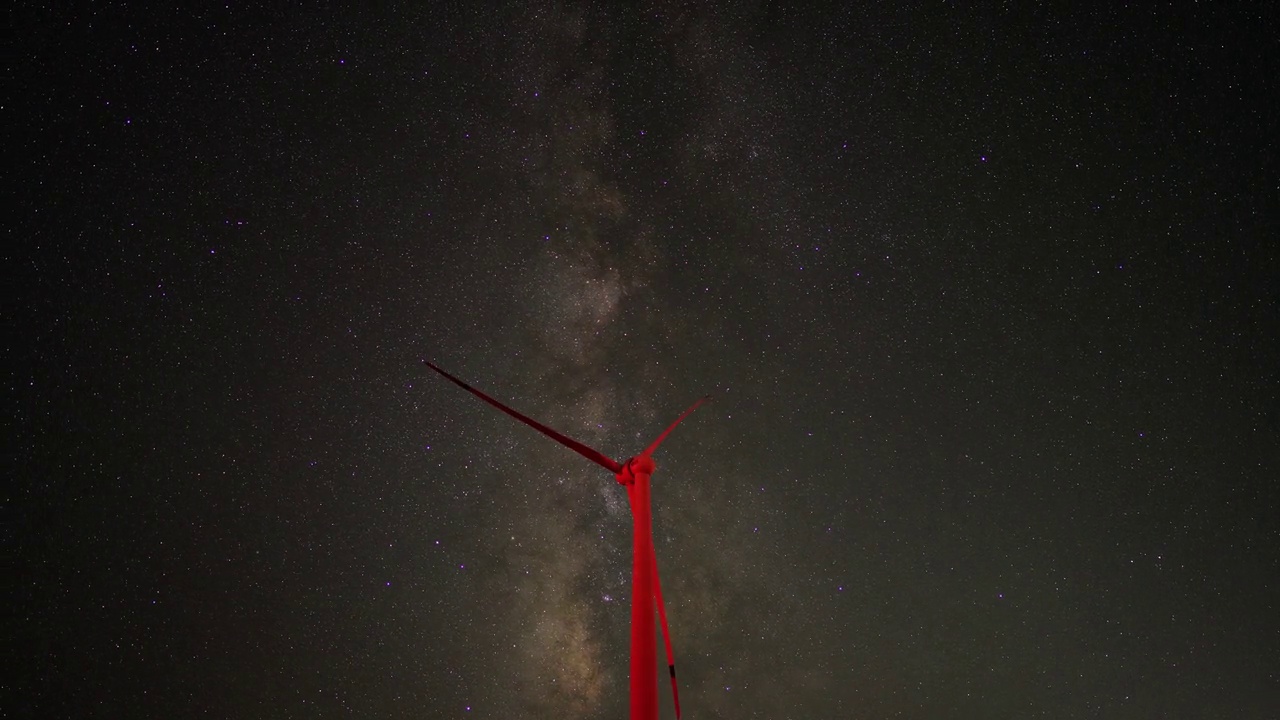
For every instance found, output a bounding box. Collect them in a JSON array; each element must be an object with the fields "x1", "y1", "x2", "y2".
[
  {"x1": 425, "y1": 361, "x2": 623, "y2": 474},
  {"x1": 642, "y1": 395, "x2": 712, "y2": 457},
  {"x1": 651, "y1": 542, "x2": 682, "y2": 719}
]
